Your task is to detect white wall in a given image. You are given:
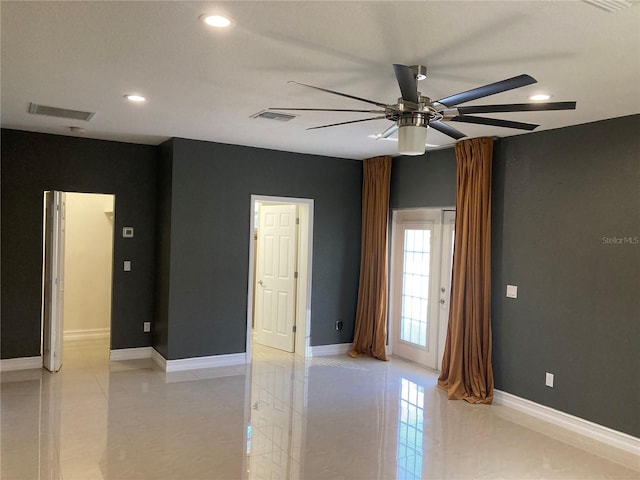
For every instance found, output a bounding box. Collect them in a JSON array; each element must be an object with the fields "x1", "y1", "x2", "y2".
[{"x1": 63, "y1": 193, "x2": 114, "y2": 339}]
